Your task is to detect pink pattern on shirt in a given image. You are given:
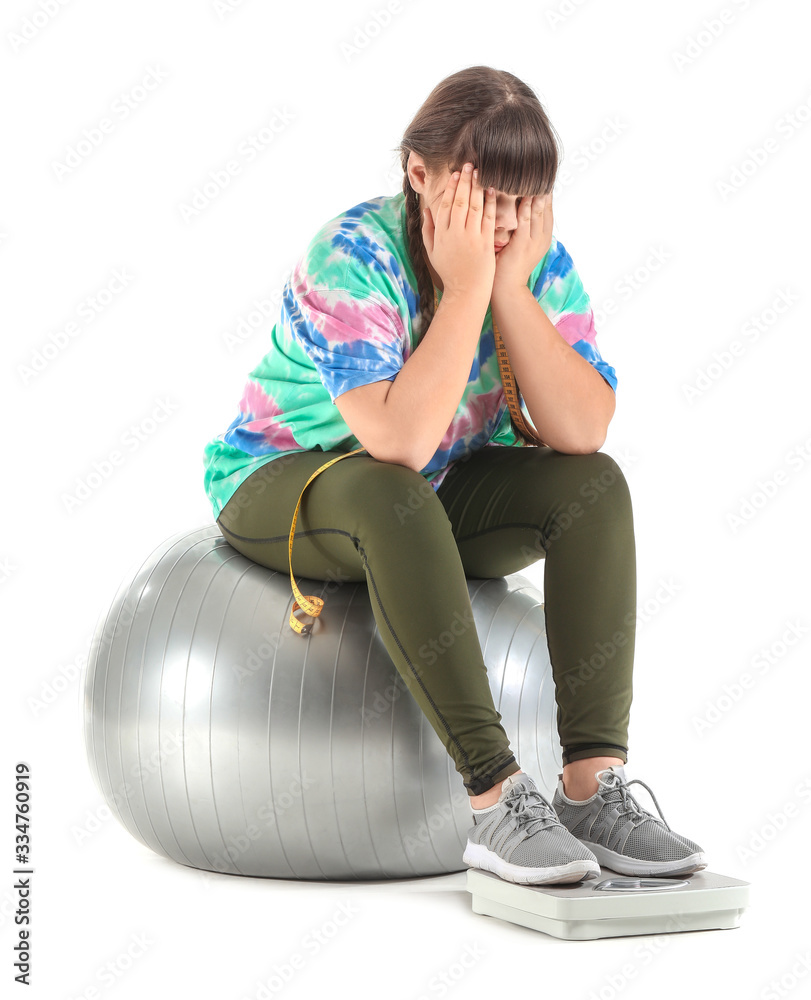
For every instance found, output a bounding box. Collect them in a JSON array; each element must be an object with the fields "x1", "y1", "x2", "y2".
[
  {"x1": 301, "y1": 287, "x2": 400, "y2": 347},
  {"x1": 554, "y1": 308, "x2": 597, "y2": 347},
  {"x1": 240, "y1": 379, "x2": 299, "y2": 450}
]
